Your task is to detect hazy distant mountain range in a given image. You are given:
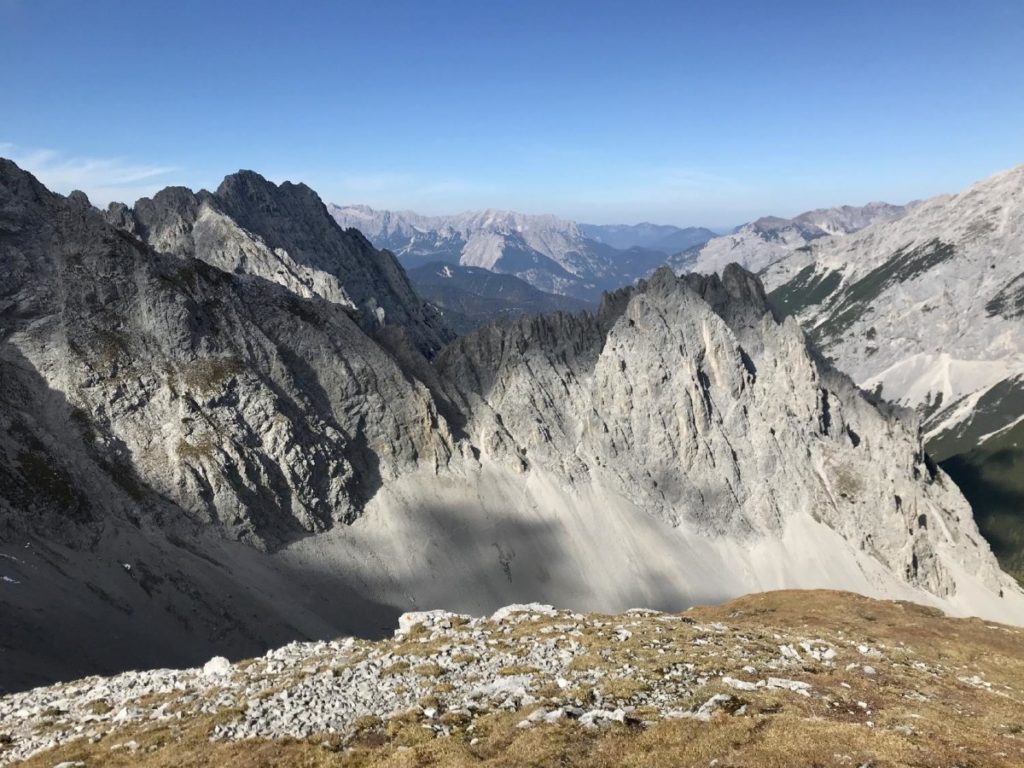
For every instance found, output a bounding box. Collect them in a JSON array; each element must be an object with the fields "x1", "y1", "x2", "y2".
[
  {"x1": 671, "y1": 202, "x2": 910, "y2": 275},
  {"x1": 330, "y1": 202, "x2": 911, "y2": 308},
  {"x1": 328, "y1": 204, "x2": 713, "y2": 301},
  {"x1": 578, "y1": 221, "x2": 717, "y2": 253}
]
